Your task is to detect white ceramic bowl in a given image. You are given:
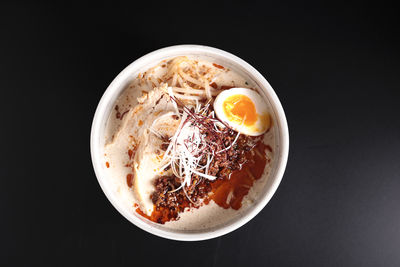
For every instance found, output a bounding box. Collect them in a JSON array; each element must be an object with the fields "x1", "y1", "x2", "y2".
[{"x1": 90, "y1": 45, "x2": 289, "y2": 241}]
